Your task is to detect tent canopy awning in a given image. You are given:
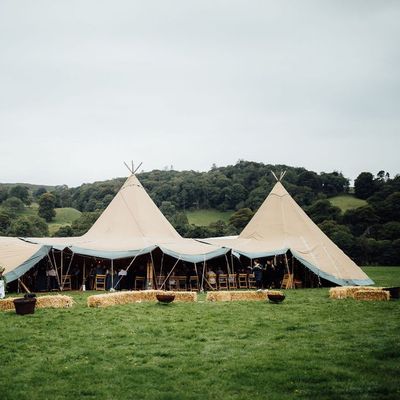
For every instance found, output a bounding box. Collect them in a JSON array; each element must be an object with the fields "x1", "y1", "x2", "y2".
[{"x1": 0, "y1": 237, "x2": 51, "y2": 283}]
